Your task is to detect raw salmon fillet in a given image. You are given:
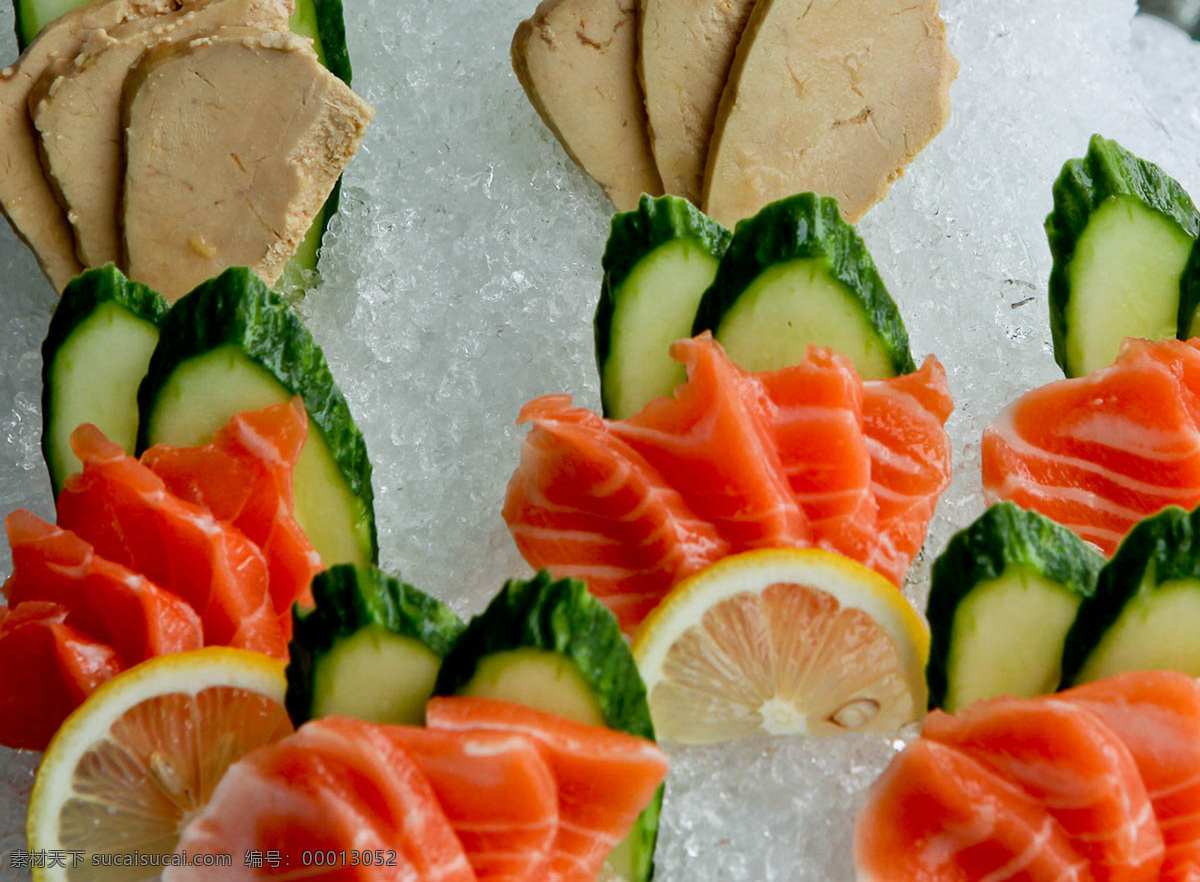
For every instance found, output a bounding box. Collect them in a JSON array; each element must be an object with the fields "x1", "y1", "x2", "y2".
[
  {"x1": 1062, "y1": 671, "x2": 1200, "y2": 882},
  {"x1": 425, "y1": 696, "x2": 668, "y2": 882},
  {"x1": 4, "y1": 510, "x2": 203, "y2": 664},
  {"x1": 56, "y1": 424, "x2": 285, "y2": 659},
  {"x1": 0, "y1": 601, "x2": 124, "y2": 750},
  {"x1": 338, "y1": 718, "x2": 558, "y2": 882},
  {"x1": 855, "y1": 737, "x2": 1093, "y2": 881},
  {"x1": 923, "y1": 697, "x2": 1163, "y2": 881},
  {"x1": 757, "y1": 348, "x2": 876, "y2": 564},
  {"x1": 503, "y1": 395, "x2": 729, "y2": 630},
  {"x1": 168, "y1": 718, "x2": 476, "y2": 882},
  {"x1": 860, "y1": 356, "x2": 955, "y2": 584},
  {"x1": 505, "y1": 334, "x2": 953, "y2": 629},
  {"x1": 142, "y1": 400, "x2": 323, "y2": 627},
  {"x1": 611, "y1": 336, "x2": 811, "y2": 553},
  {"x1": 983, "y1": 338, "x2": 1200, "y2": 554}
]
